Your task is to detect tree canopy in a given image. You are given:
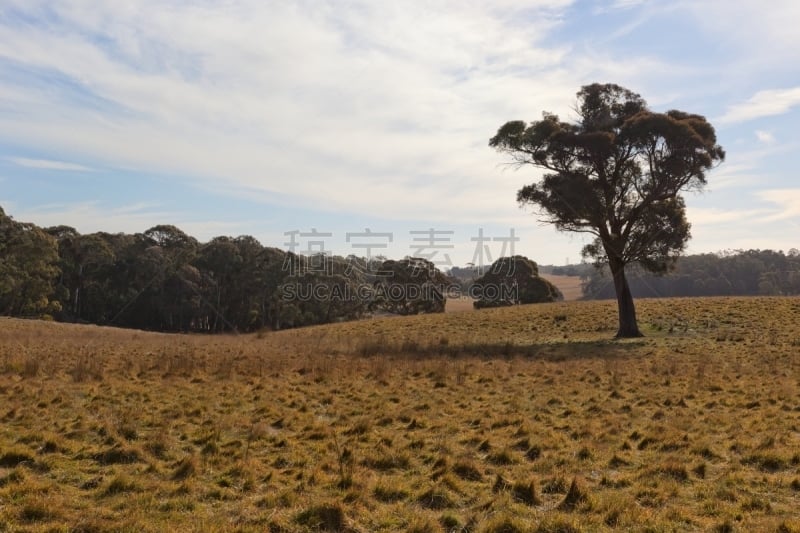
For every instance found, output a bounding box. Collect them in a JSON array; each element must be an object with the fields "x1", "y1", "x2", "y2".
[
  {"x1": 0, "y1": 207, "x2": 61, "y2": 317},
  {"x1": 472, "y1": 255, "x2": 562, "y2": 309},
  {"x1": 490, "y1": 83, "x2": 724, "y2": 337}
]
